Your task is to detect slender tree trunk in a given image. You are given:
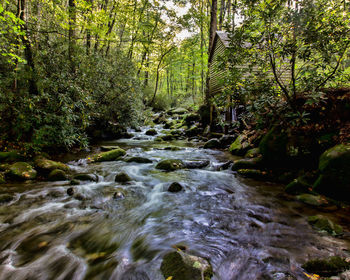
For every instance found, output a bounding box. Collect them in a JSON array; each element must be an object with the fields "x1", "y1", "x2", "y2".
[
  {"x1": 68, "y1": 0, "x2": 76, "y2": 72},
  {"x1": 86, "y1": 0, "x2": 92, "y2": 55}
]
